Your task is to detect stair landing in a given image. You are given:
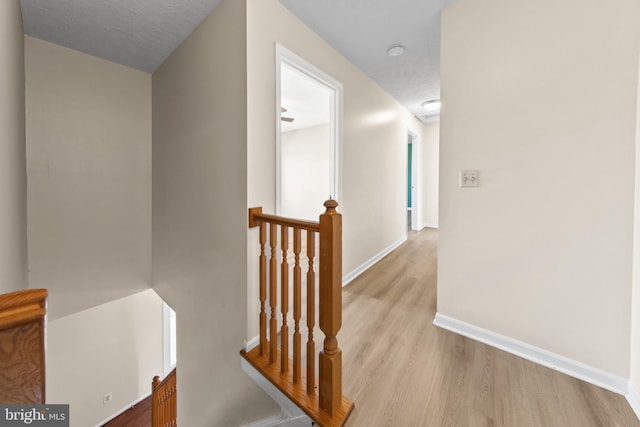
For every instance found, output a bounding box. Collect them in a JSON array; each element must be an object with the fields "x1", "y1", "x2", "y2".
[{"x1": 240, "y1": 347, "x2": 354, "y2": 427}]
